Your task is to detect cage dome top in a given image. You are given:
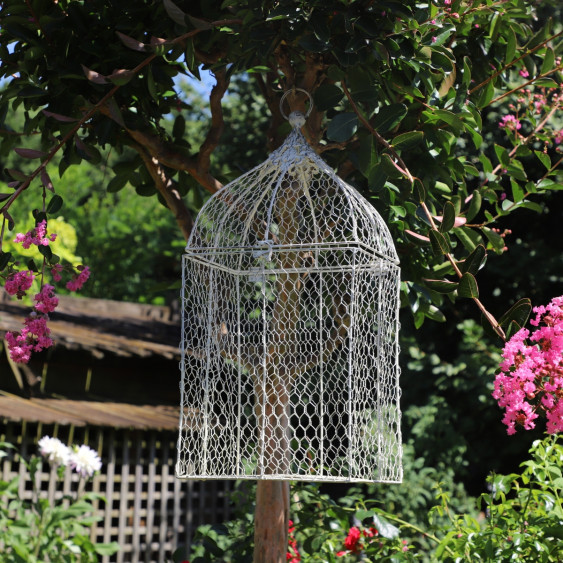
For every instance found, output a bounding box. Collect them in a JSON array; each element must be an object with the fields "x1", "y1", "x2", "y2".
[{"x1": 186, "y1": 107, "x2": 399, "y2": 267}]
